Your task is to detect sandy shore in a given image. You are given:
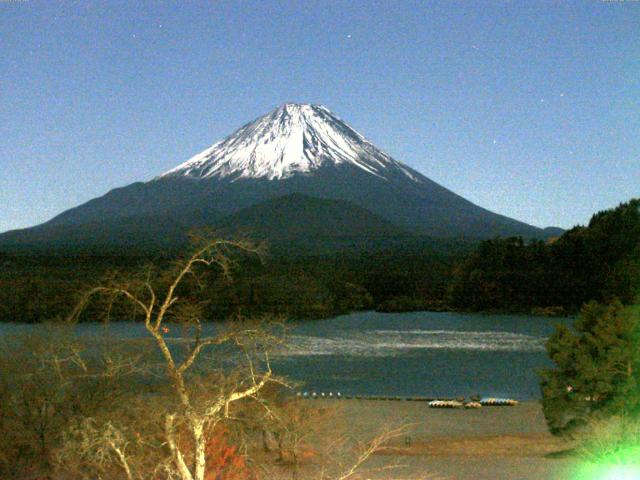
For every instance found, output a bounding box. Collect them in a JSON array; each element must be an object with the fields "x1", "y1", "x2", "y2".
[{"x1": 277, "y1": 399, "x2": 578, "y2": 480}]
